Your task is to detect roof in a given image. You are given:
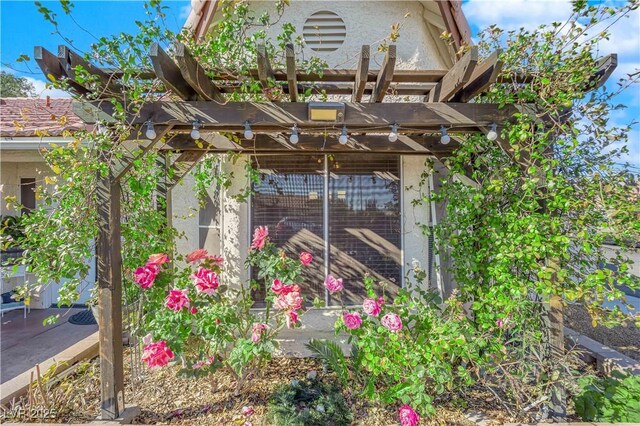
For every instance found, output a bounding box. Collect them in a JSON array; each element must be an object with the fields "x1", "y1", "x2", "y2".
[
  {"x1": 184, "y1": 0, "x2": 472, "y2": 65},
  {"x1": 0, "y1": 97, "x2": 87, "y2": 138}
]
